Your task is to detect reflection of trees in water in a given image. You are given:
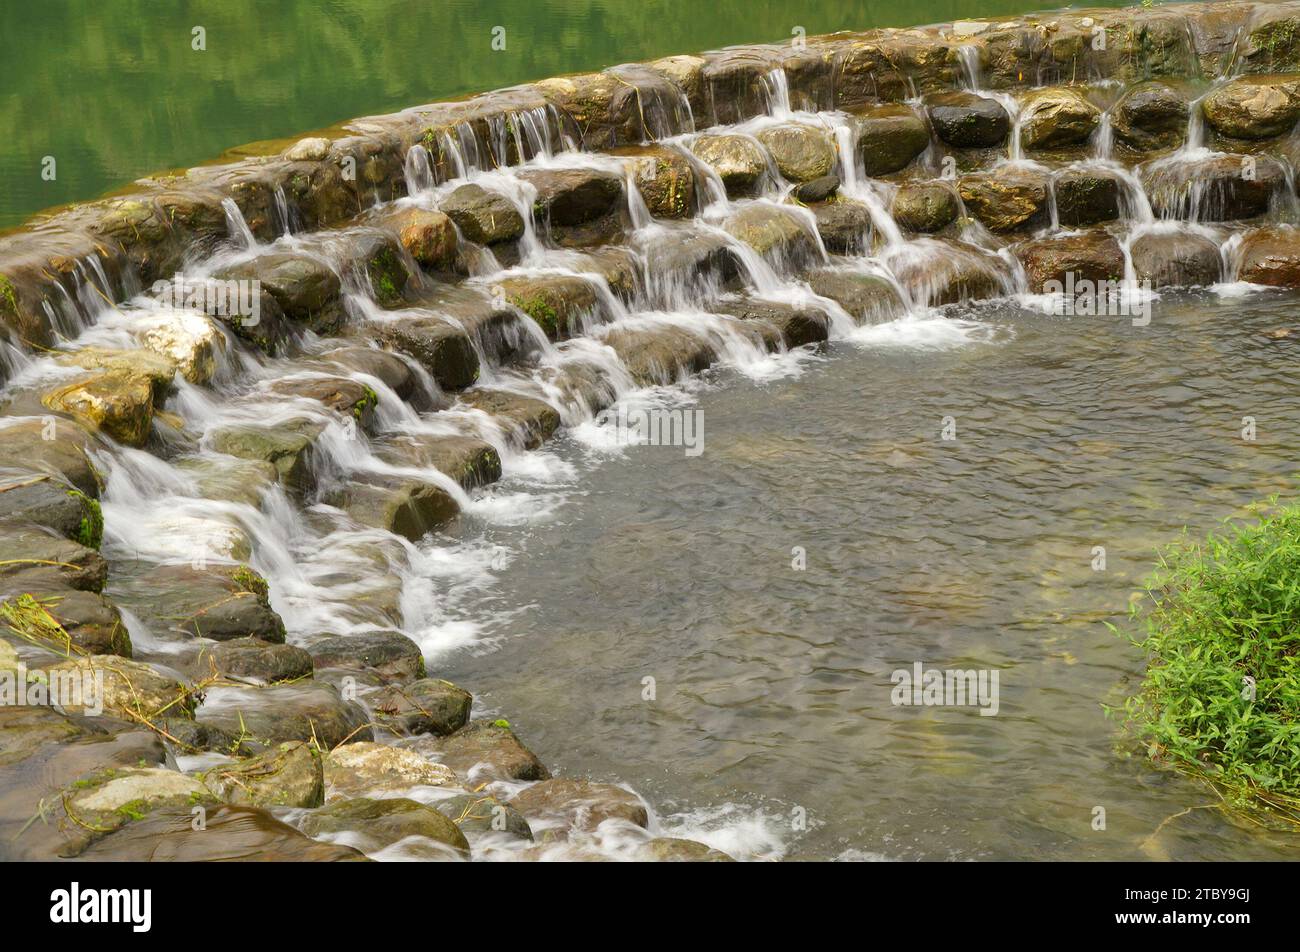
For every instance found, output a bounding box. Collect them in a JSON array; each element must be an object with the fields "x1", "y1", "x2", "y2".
[{"x1": 0, "y1": 0, "x2": 1125, "y2": 228}]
